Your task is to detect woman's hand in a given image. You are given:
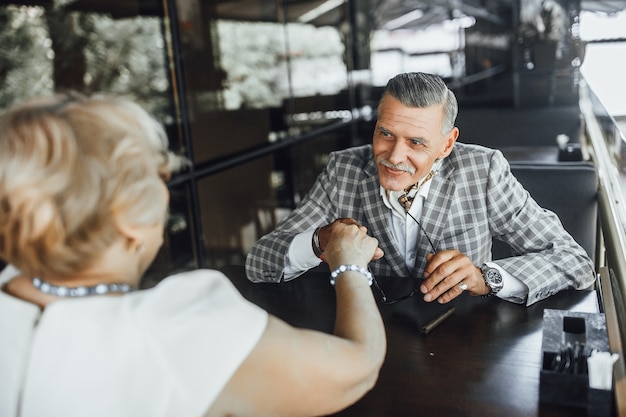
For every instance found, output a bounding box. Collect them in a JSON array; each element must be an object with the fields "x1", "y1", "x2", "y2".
[
  {"x1": 320, "y1": 219, "x2": 384, "y2": 264},
  {"x1": 323, "y1": 223, "x2": 381, "y2": 270}
]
